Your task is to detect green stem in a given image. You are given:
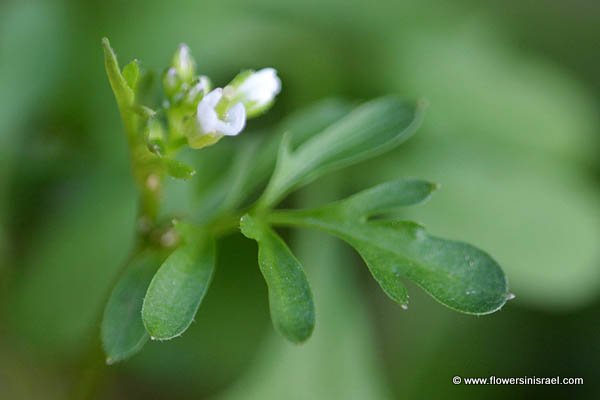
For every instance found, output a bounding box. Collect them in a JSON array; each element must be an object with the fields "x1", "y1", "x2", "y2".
[
  {"x1": 208, "y1": 212, "x2": 245, "y2": 237},
  {"x1": 124, "y1": 113, "x2": 163, "y2": 224},
  {"x1": 265, "y1": 208, "x2": 319, "y2": 228},
  {"x1": 103, "y1": 37, "x2": 164, "y2": 226}
]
